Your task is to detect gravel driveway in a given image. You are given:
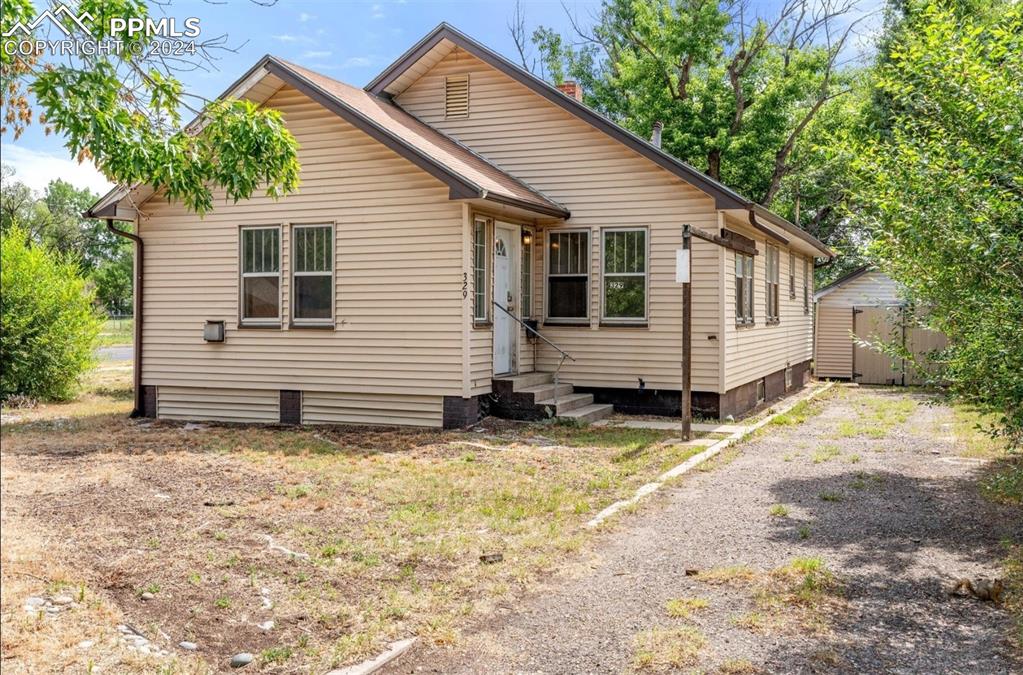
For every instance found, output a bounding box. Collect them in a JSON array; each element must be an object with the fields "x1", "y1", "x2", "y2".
[{"x1": 386, "y1": 386, "x2": 1021, "y2": 674}]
